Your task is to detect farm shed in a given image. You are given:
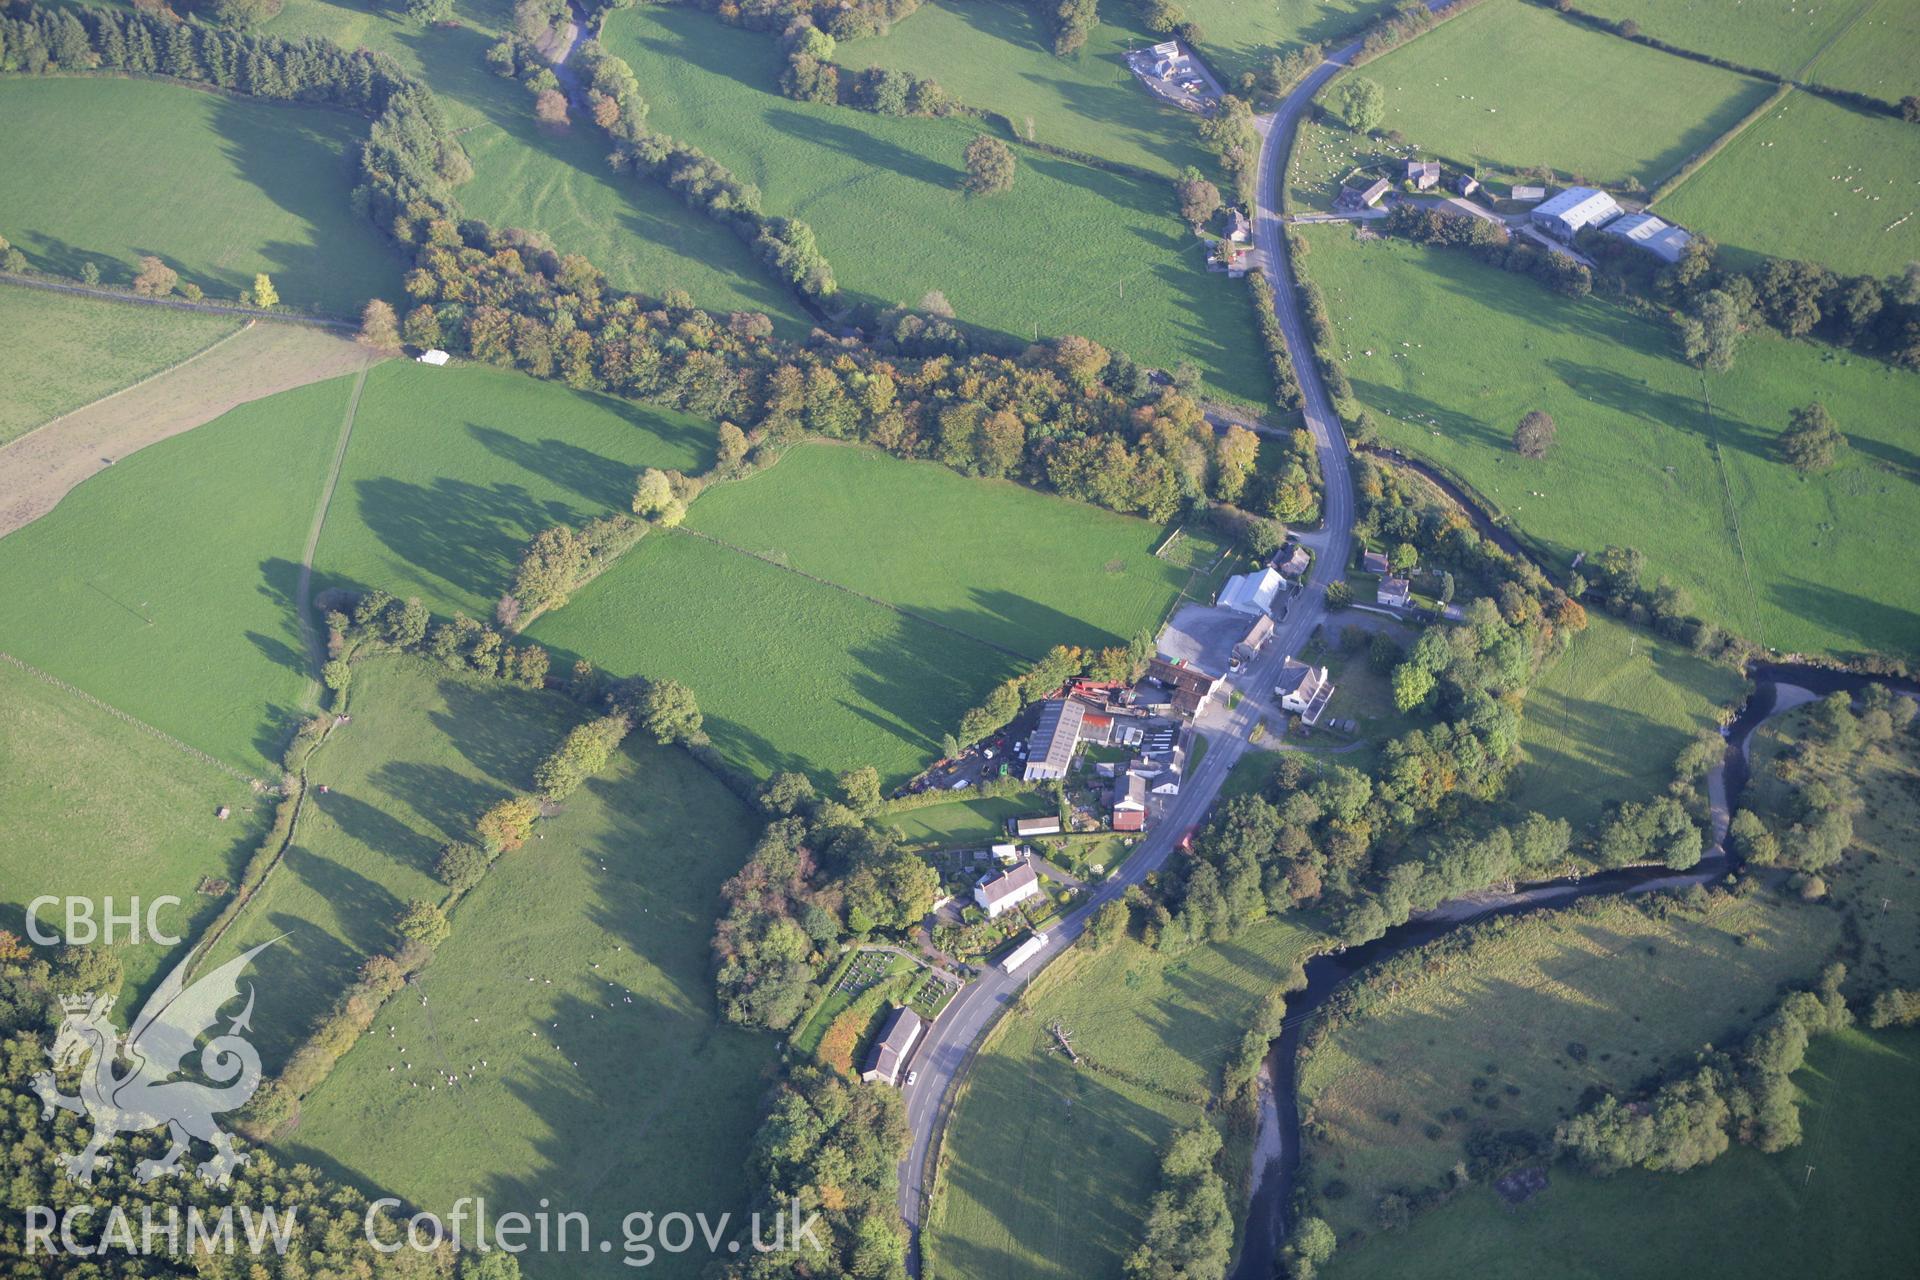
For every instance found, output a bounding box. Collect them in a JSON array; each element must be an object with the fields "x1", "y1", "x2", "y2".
[
  {"x1": 1605, "y1": 211, "x2": 1694, "y2": 263},
  {"x1": 1531, "y1": 187, "x2": 1622, "y2": 240}
]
